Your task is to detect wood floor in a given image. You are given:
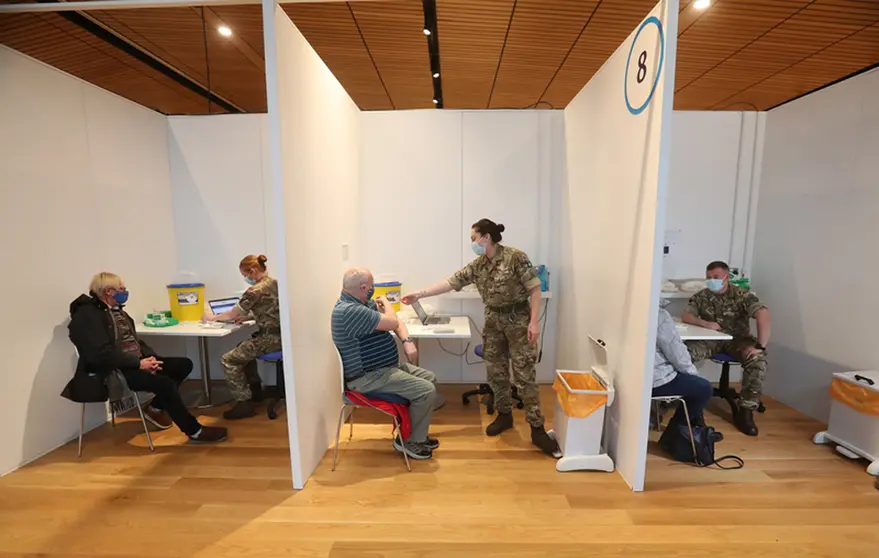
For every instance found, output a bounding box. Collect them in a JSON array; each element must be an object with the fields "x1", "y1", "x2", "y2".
[{"x1": 1, "y1": 385, "x2": 877, "y2": 557}]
